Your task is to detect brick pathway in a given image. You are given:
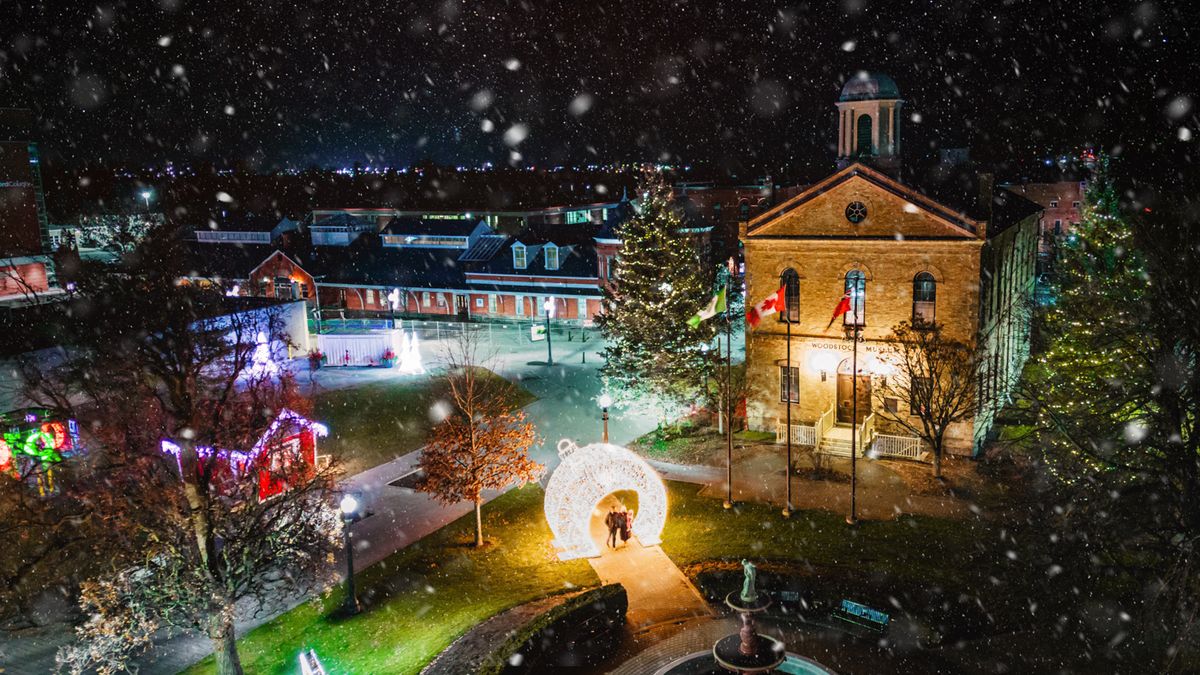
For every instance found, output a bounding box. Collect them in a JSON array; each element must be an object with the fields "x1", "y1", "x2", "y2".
[{"x1": 588, "y1": 496, "x2": 714, "y2": 631}]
